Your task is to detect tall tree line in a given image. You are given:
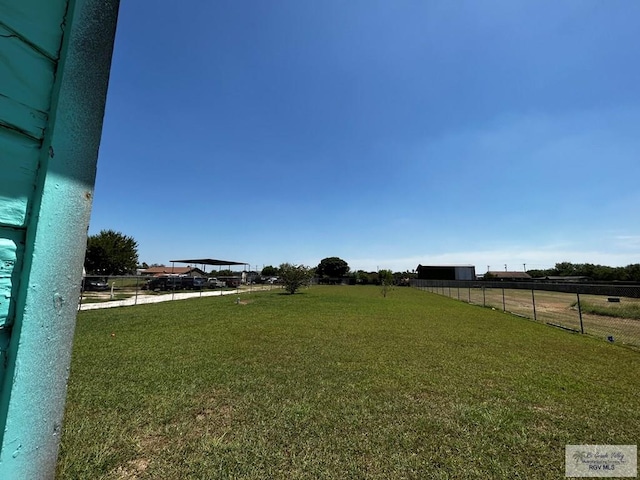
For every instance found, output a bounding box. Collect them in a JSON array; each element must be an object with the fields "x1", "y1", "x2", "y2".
[{"x1": 528, "y1": 262, "x2": 640, "y2": 282}]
